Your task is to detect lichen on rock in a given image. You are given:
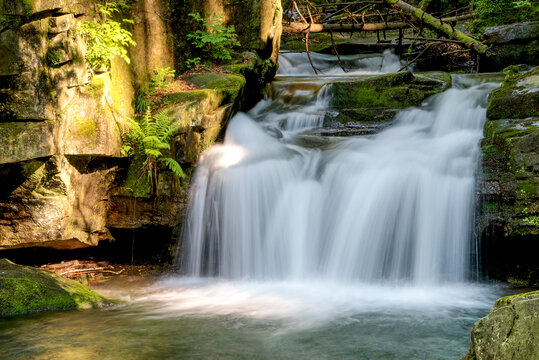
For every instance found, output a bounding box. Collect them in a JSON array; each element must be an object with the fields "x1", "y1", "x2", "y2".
[{"x1": 463, "y1": 290, "x2": 539, "y2": 360}]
